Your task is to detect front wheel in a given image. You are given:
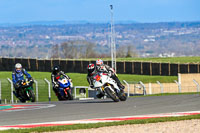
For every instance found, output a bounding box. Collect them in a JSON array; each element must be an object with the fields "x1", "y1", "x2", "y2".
[
  {"x1": 105, "y1": 86, "x2": 119, "y2": 102},
  {"x1": 28, "y1": 89, "x2": 35, "y2": 102},
  {"x1": 67, "y1": 89, "x2": 73, "y2": 100}
]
